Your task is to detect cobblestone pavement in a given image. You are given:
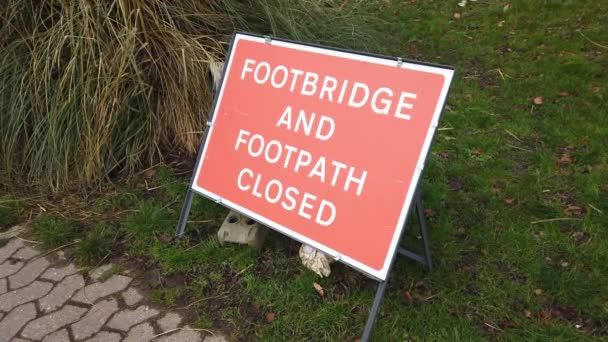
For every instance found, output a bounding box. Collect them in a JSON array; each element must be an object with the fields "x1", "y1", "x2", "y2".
[{"x1": 0, "y1": 236, "x2": 226, "y2": 342}]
